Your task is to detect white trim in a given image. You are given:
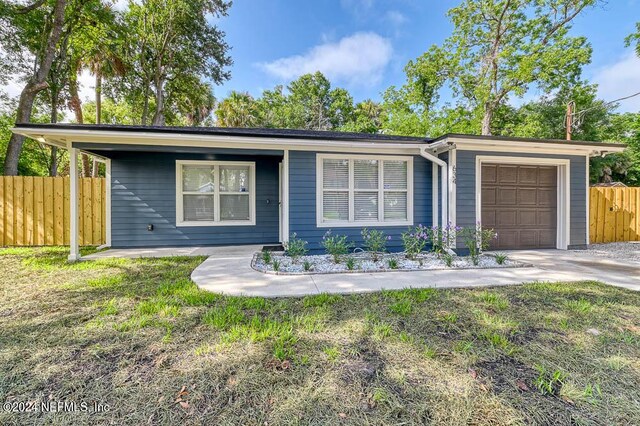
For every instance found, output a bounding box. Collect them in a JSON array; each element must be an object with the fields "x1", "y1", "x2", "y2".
[
  {"x1": 282, "y1": 150, "x2": 290, "y2": 242},
  {"x1": 475, "y1": 155, "x2": 571, "y2": 250},
  {"x1": 175, "y1": 160, "x2": 256, "y2": 227},
  {"x1": 432, "y1": 163, "x2": 439, "y2": 227},
  {"x1": 316, "y1": 153, "x2": 414, "y2": 228},
  {"x1": 448, "y1": 149, "x2": 457, "y2": 233},
  {"x1": 68, "y1": 148, "x2": 80, "y2": 261},
  {"x1": 585, "y1": 155, "x2": 590, "y2": 245},
  {"x1": 439, "y1": 136, "x2": 626, "y2": 156},
  {"x1": 11, "y1": 127, "x2": 425, "y2": 153},
  {"x1": 105, "y1": 158, "x2": 112, "y2": 247}
]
